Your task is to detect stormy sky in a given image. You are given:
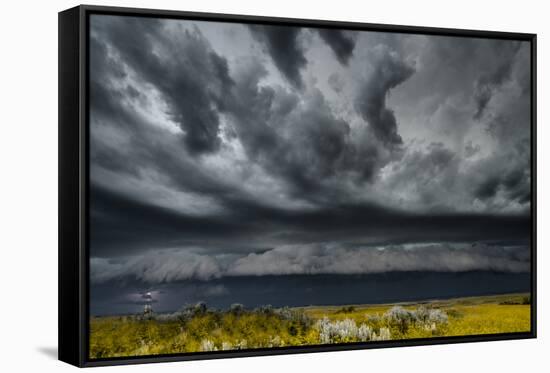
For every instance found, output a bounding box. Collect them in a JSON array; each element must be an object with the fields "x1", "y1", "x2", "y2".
[{"x1": 88, "y1": 15, "x2": 532, "y2": 315}]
